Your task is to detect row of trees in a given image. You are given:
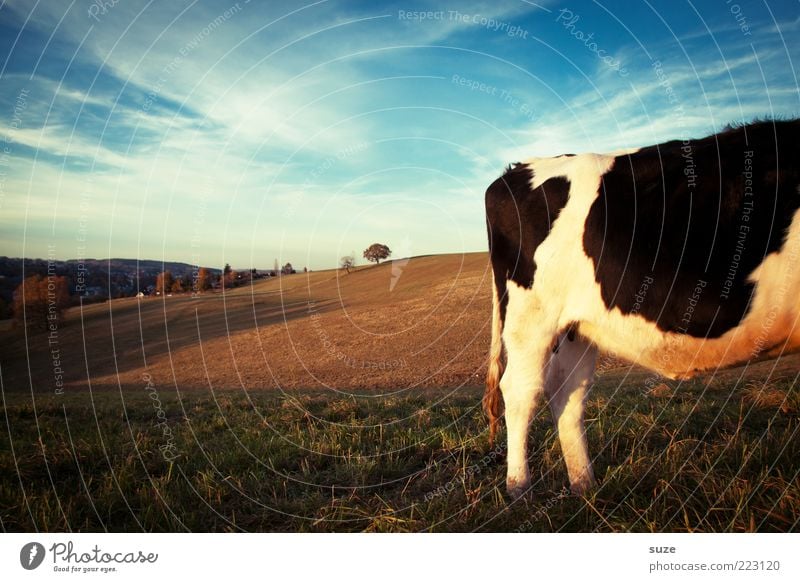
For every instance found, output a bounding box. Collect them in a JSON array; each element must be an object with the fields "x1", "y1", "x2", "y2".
[
  {"x1": 155, "y1": 264, "x2": 238, "y2": 294},
  {"x1": 9, "y1": 266, "x2": 235, "y2": 330},
  {"x1": 156, "y1": 270, "x2": 199, "y2": 294},
  {"x1": 155, "y1": 261, "x2": 299, "y2": 295},
  {"x1": 11, "y1": 274, "x2": 71, "y2": 330},
  {"x1": 340, "y1": 243, "x2": 392, "y2": 274}
]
